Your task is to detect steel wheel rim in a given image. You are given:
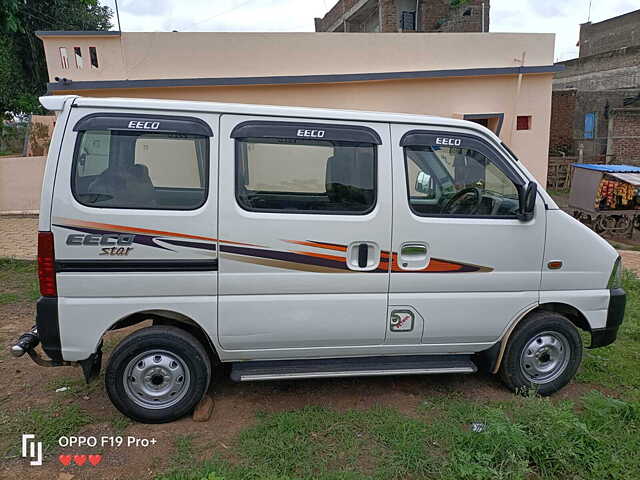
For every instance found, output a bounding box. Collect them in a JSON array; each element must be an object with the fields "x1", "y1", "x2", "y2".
[
  {"x1": 519, "y1": 331, "x2": 571, "y2": 384},
  {"x1": 123, "y1": 349, "x2": 191, "y2": 409}
]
